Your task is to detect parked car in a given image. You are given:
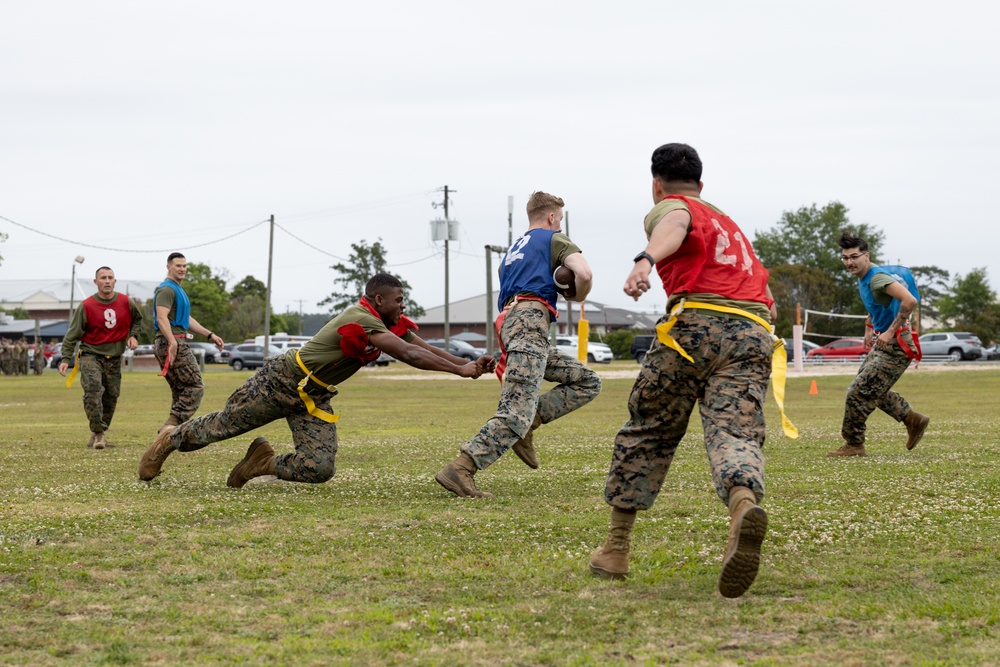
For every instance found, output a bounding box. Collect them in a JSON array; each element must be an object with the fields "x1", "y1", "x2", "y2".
[
  {"x1": 187, "y1": 342, "x2": 222, "y2": 363},
  {"x1": 918, "y1": 332, "x2": 983, "y2": 361},
  {"x1": 555, "y1": 335, "x2": 614, "y2": 363},
  {"x1": 806, "y1": 338, "x2": 867, "y2": 360},
  {"x1": 48, "y1": 350, "x2": 73, "y2": 369},
  {"x1": 228, "y1": 343, "x2": 283, "y2": 370},
  {"x1": 781, "y1": 338, "x2": 821, "y2": 361},
  {"x1": 425, "y1": 338, "x2": 486, "y2": 361},
  {"x1": 134, "y1": 344, "x2": 155, "y2": 356},
  {"x1": 984, "y1": 344, "x2": 1000, "y2": 361},
  {"x1": 630, "y1": 334, "x2": 655, "y2": 363},
  {"x1": 219, "y1": 342, "x2": 237, "y2": 362}
]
